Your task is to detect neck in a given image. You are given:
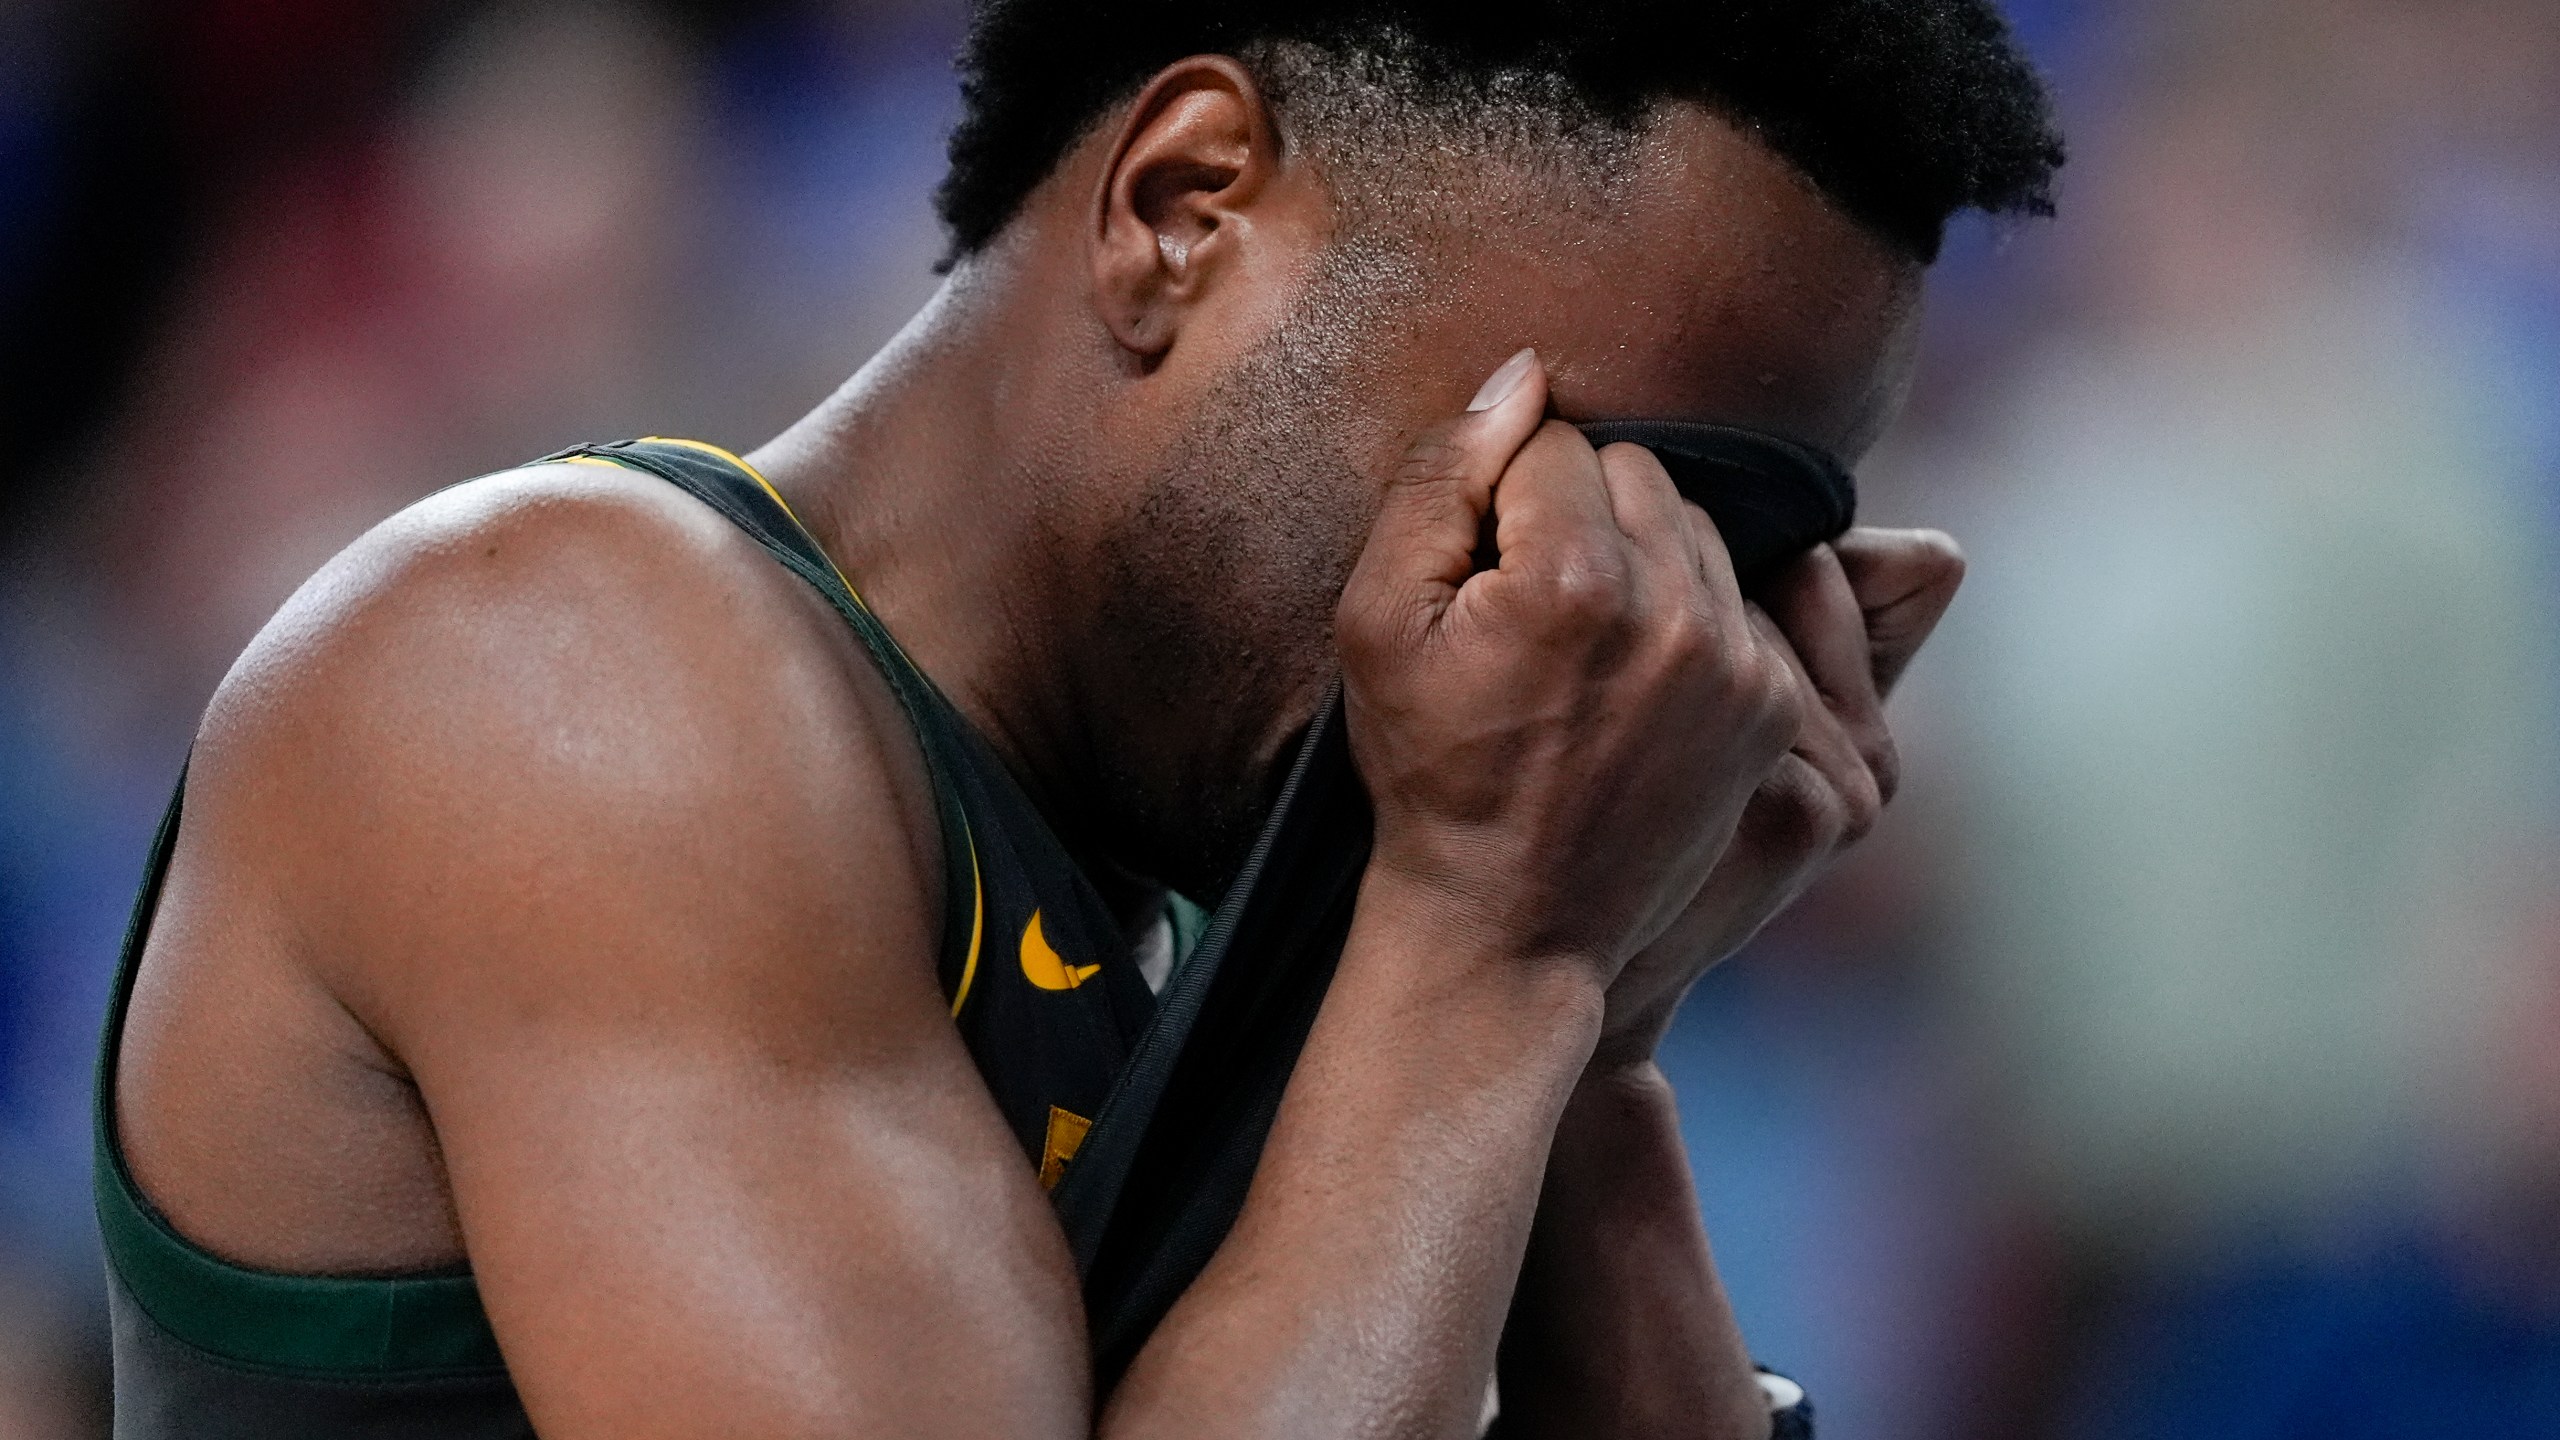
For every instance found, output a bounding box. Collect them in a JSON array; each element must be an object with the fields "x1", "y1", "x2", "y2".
[{"x1": 747, "y1": 271, "x2": 1174, "y2": 917}]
